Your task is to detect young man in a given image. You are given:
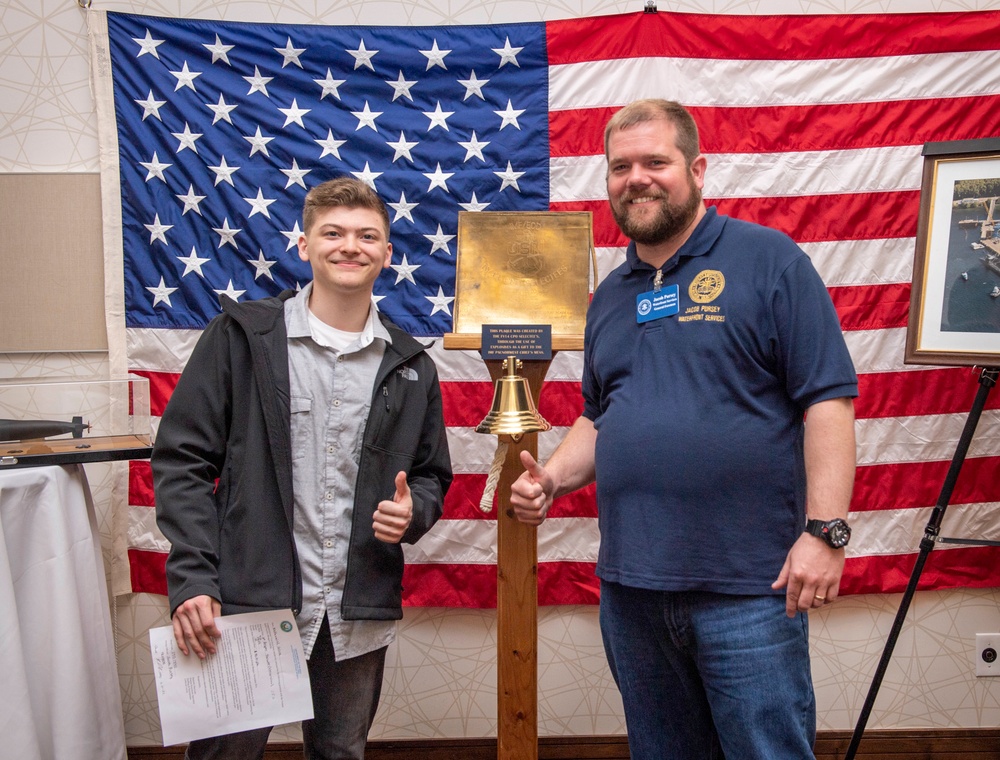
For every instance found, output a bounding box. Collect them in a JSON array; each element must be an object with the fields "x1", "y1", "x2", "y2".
[
  {"x1": 152, "y1": 177, "x2": 452, "y2": 760},
  {"x1": 510, "y1": 100, "x2": 858, "y2": 759}
]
